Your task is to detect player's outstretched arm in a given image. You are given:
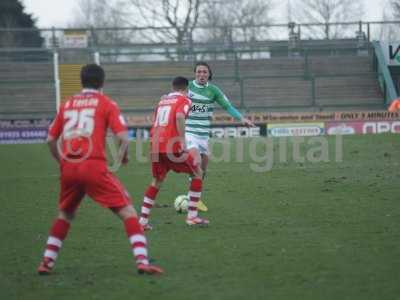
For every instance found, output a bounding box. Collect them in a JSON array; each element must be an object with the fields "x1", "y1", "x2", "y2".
[
  {"x1": 240, "y1": 115, "x2": 255, "y2": 127},
  {"x1": 226, "y1": 105, "x2": 255, "y2": 127},
  {"x1": 214, "y1": 86, "x2": 255, "y2": 127}
]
